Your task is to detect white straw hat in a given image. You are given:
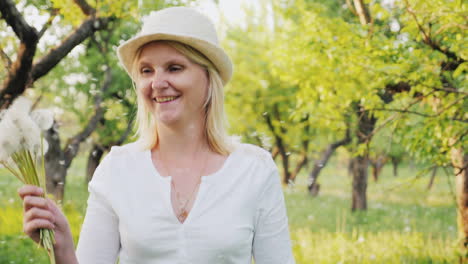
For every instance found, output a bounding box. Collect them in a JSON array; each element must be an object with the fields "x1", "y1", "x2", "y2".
[{"x1": 117, "y1": 7, "x2": 233, "y2": 84}]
